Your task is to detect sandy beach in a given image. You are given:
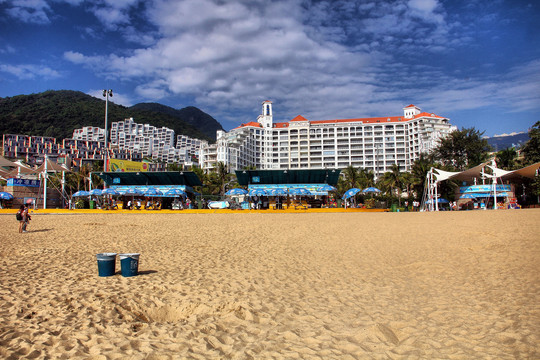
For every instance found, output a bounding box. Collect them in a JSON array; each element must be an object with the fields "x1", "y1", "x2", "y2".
[{"x1": 0, "y1": 209, "x2": 538, "y2": 359}]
